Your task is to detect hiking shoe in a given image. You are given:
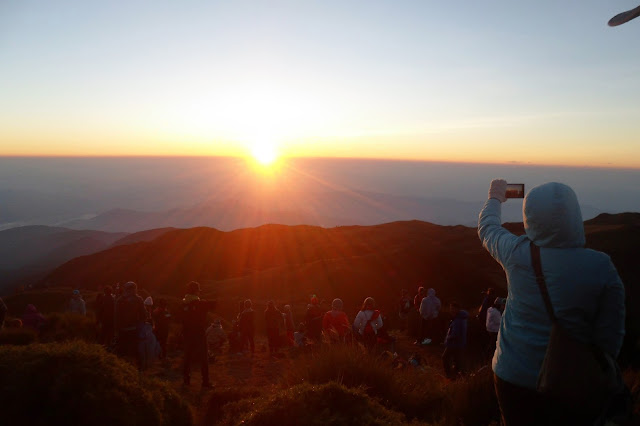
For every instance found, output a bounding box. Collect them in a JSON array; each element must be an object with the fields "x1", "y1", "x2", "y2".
[{"x1": 421, "y1": 338, "x2": 432, "y2": 345}]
